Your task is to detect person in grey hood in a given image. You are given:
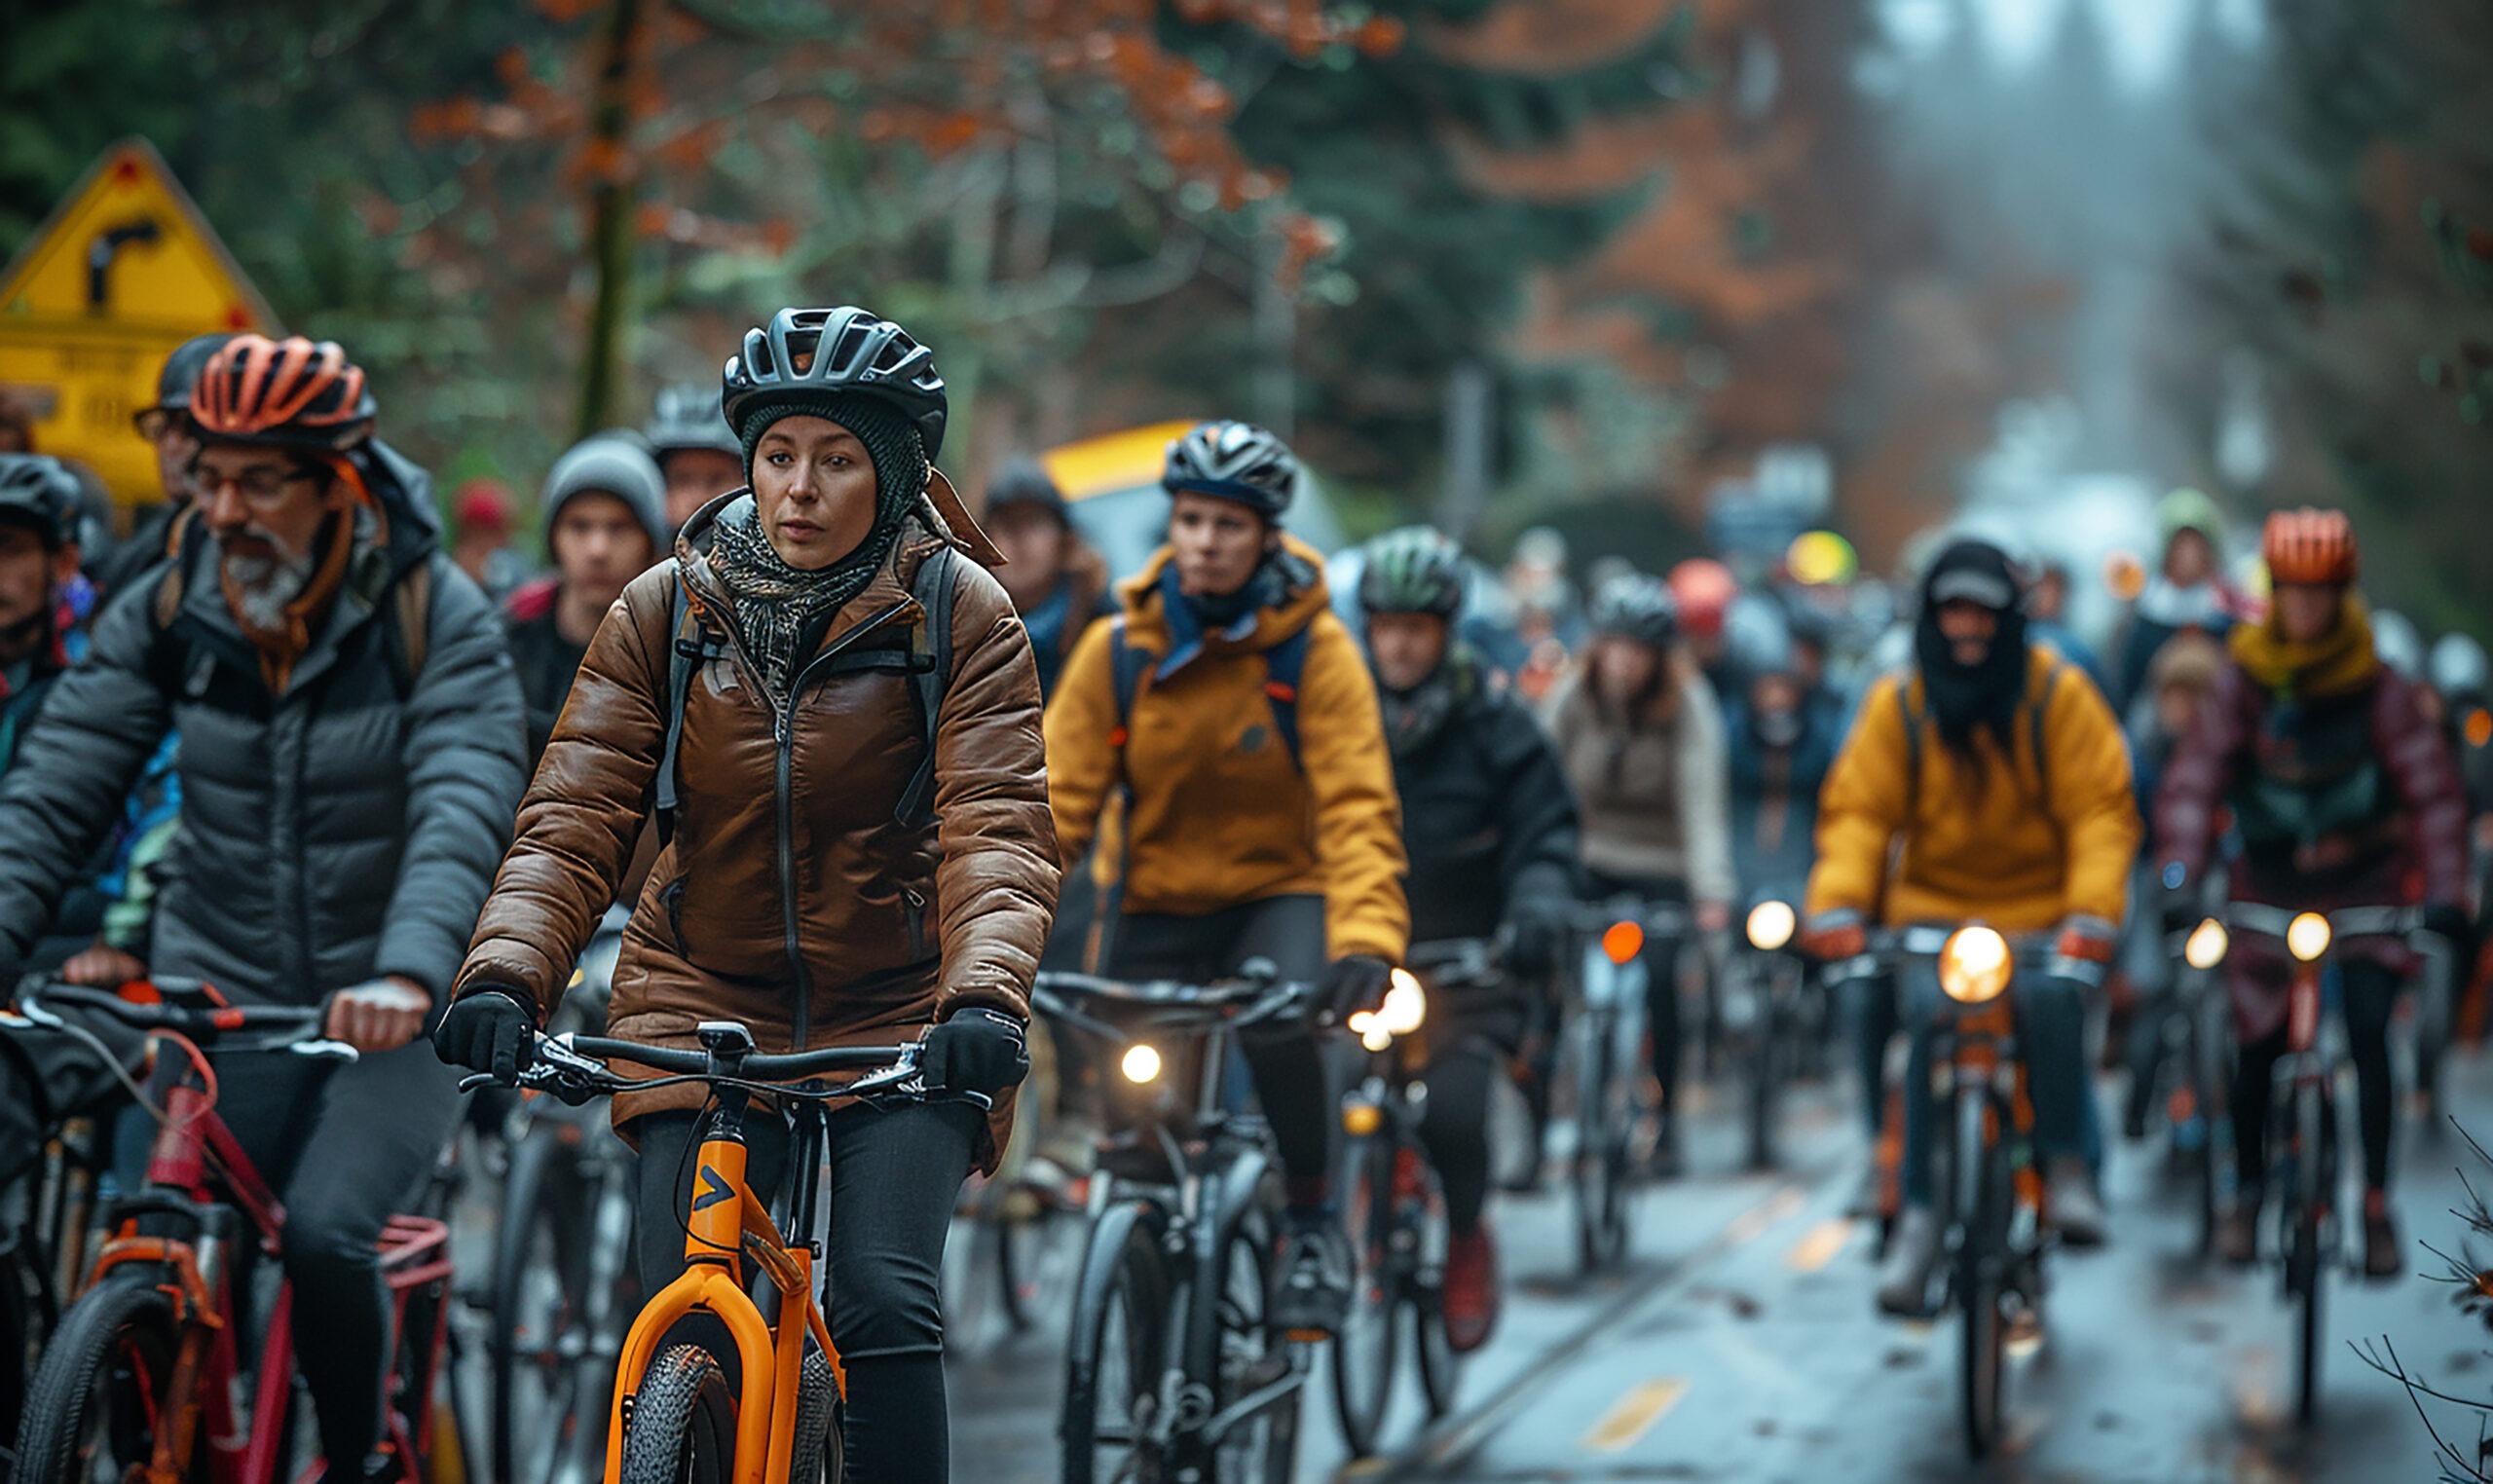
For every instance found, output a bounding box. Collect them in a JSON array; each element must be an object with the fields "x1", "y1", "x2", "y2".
[
  {"x1": 0, "y1": 334, "x2": 527, "y2": 1482},
  {"x1": 504, "y1": 432, "x2": 667, "y2": 763}
]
